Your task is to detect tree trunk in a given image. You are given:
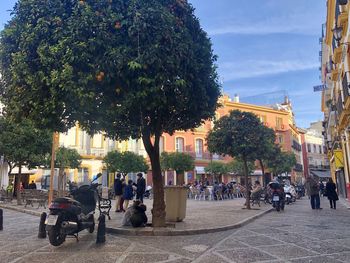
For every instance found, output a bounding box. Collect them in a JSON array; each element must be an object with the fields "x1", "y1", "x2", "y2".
[
  {"x1": 17, "y1": 163, "x2": 22, "y2": 205},
  {"x1": 142, "y1": 129, "x2": 166, "y2": 227},
  {"x1": 243, "y1": 157, "x2": 251, "y2": 209},
  {"x1": 259, "y1": 159, "x2": 266, "y2": 187}
]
